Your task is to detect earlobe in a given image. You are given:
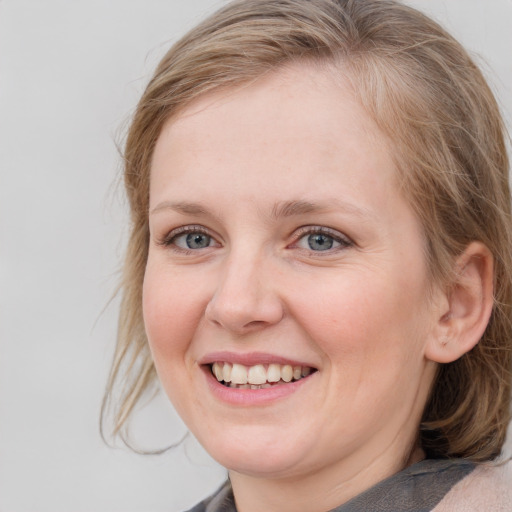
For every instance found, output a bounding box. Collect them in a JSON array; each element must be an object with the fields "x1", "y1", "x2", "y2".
[{"x1": 425, "y1": 242, "x2": 494, "y2": 364}]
